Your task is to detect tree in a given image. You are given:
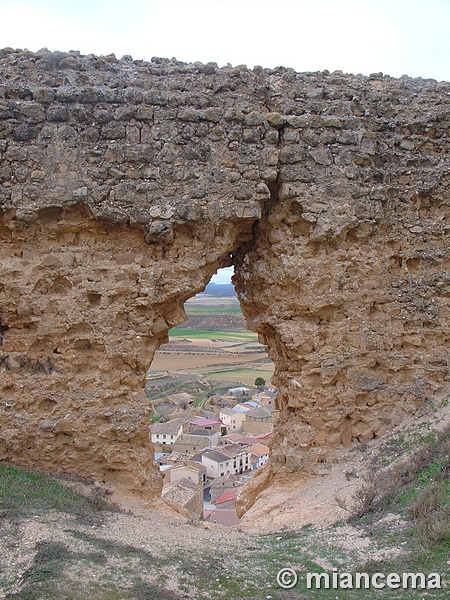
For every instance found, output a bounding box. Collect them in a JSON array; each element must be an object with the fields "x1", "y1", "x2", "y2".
[{"x1": 254, "y1": 377, "x2": 266, "y2": 388}]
